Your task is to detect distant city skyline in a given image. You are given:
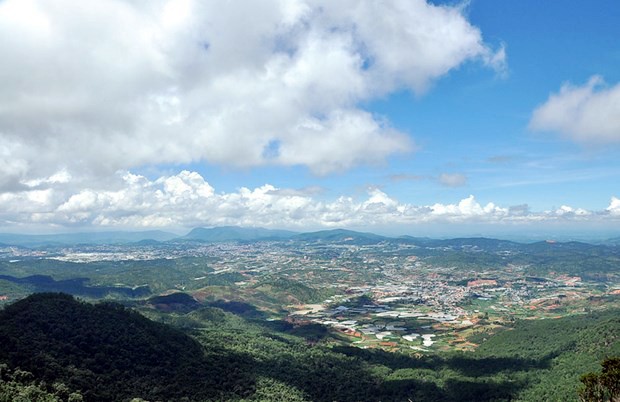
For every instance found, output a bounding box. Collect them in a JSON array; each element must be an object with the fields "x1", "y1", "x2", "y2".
[{"x1": 1, "y1": 0, "x2": 619, "y2": 235}]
